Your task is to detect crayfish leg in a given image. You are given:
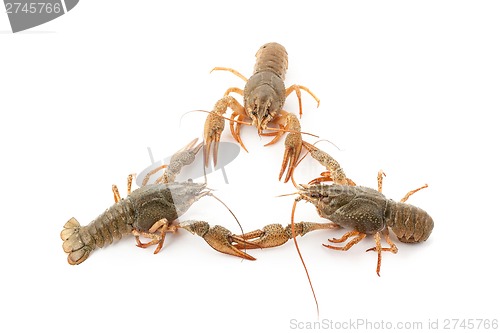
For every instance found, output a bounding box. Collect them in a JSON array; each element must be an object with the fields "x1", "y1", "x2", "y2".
[
  {"x1": 400, "y1": 184, "x2": 429, "y2": 203},
  {"x1": 323, "y1": 230, "x2": 366, "y2": 250},
  {"x1": 112, "y1": 185, "x2": 121, "y2": 203},
  {"x1": 132, "y1": 219, "x2": 178, "y2": 254},
  {"x1": 210, "y1": 67, "x2": 248, "y2": 82},
  {"x1": 285, "y1": 84, "x2": 320, "y2": 118},
  {"x1": 365, "y1": 229, "x2": 398, "y2": 276}
]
